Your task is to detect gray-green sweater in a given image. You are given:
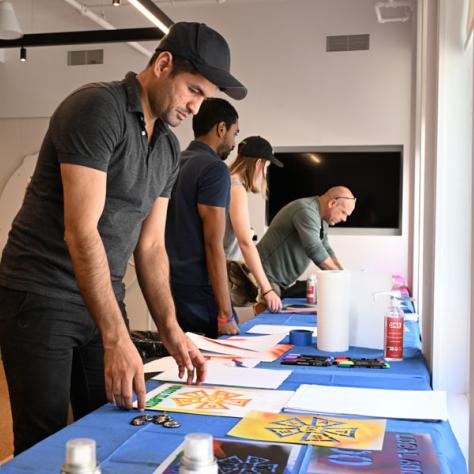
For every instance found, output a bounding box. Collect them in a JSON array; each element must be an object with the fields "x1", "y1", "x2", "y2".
[{"x1": 257, "y1": 196, "x2": 335, "y2": 288}]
